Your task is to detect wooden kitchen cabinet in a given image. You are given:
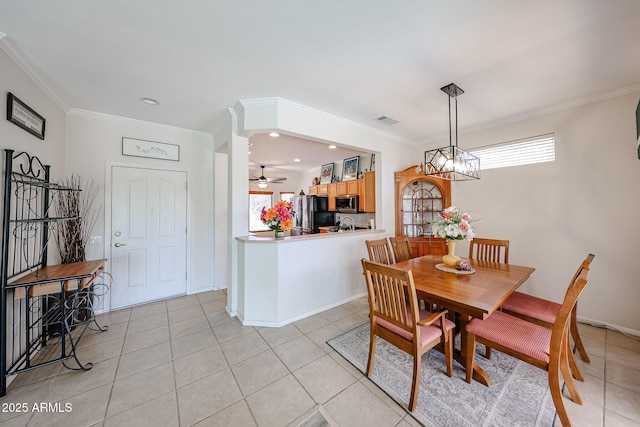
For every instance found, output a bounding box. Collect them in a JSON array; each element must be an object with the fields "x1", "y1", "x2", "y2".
[
  {"x1": 313, "y1": 172, "x2": 375, "y2": 212},
  {"x1": 394, "y1": 165, "x2": 451, "y2": 255},
  {"x1": 347, "y1": 180, "x2": 358, "y2": 195},
  {"x1": 328, "y1": 183, "x2": 337, "y2": 211},
  {"x1": 336, "y1": 180, "x2": 358, "y2": 196},
  {"x1": 359, "y1": 171, "x2": 375, "y2": 212},
  {"x1": 308, "y1": 184, "x2": 328, "y2": 195}
]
